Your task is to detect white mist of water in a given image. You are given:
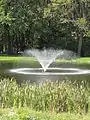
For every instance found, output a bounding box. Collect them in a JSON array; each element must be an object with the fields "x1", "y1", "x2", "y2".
[{"x1": 24, "y1": 49, "x2": 76, "y2": 72}]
